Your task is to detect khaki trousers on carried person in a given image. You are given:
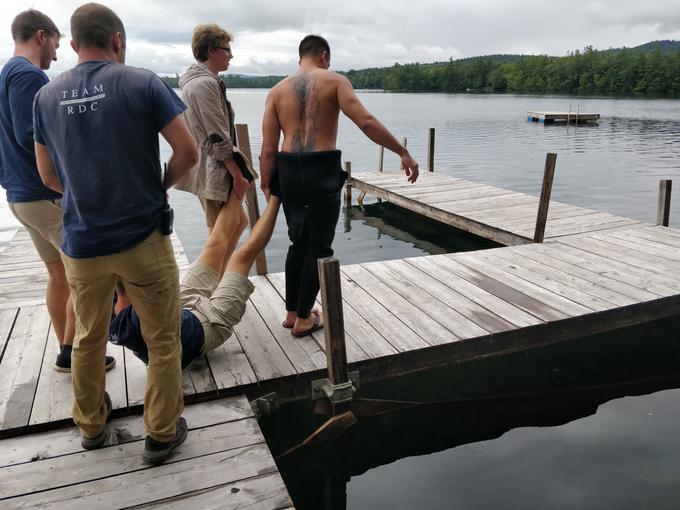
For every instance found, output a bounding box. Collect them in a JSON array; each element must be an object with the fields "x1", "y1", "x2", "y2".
[{"x1": 62, "y1": 230, "x2": 183, "y2": 442}]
